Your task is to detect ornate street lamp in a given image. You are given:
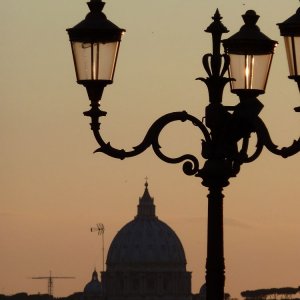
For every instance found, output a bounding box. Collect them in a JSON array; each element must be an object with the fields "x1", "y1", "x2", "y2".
[{"x1": 67, "y1": 3, "x2": 300, "y2": 300}]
